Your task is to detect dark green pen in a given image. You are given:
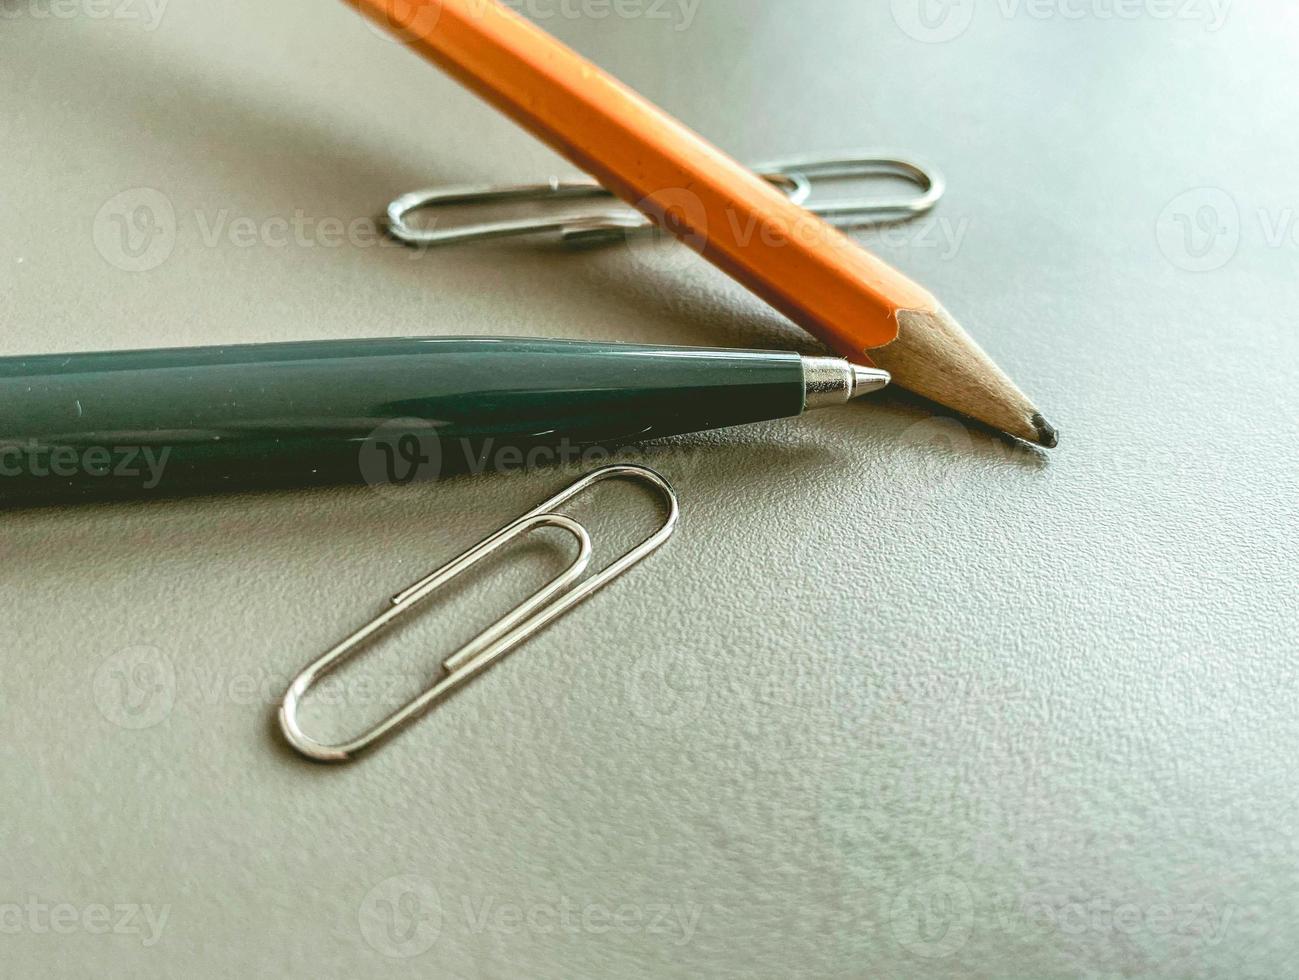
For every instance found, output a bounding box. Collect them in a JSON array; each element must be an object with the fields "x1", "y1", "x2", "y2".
[{"x1": 0, "y1": 336, "x2": 889, "y2": 504}]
